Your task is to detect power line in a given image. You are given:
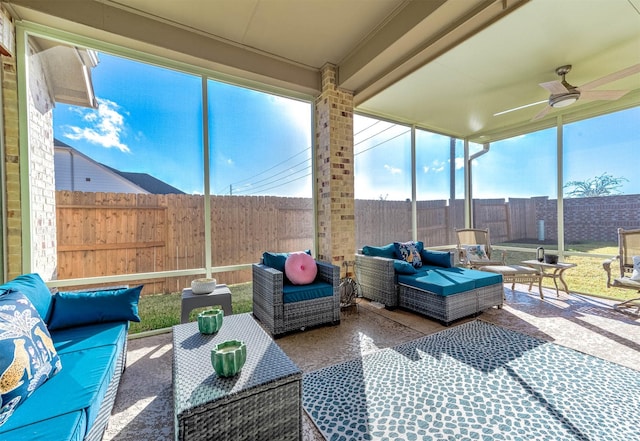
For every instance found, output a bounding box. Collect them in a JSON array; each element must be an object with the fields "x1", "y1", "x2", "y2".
[
  {"x1": 250, "y1": 172, "x2": 312, "y2": 195},
  {"x1": 233, "y1": 165, "x2": 312, "y2": 195},
  {"x1": 354, "y1": 119, "x2": 381, "y2": 137},
  {"x1": 355, "y1": 128, "x2": 411, "y2": 156},
  {"x1": 216, "y1": 145, "x2": 311, "y2": 194}
]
